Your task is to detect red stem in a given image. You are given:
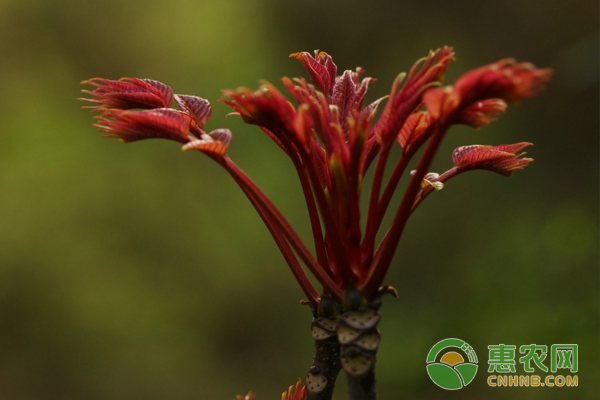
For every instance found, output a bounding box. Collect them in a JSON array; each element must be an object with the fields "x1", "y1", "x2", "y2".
[
  {"x1": 375, "y1": 126, "x2": 435, "y2": 228},
  {"x1": 347, "y1": 127, "x2": 366, "y2": 279},
  {"x1": 221, "y1": 156, "x2": 344, "y2": 300},
  {"x1": 235, "y1": 176, "x2": 320, "y2": 305},
  {"x1": 361, "y1": 148, "x2": 390, "y2": 268},
  {"x1": 303, "y1": 151, "x2": 355, "y2": 286},
  {"x1": 360, "y1": 122, "x2": 448, "y2": 297},
  {"x1": 289, "y1": 150, "x2": 331, "y2": 276},
  {"x1": 376, "y1": 152, "x2": 410, "y2": 223}
]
